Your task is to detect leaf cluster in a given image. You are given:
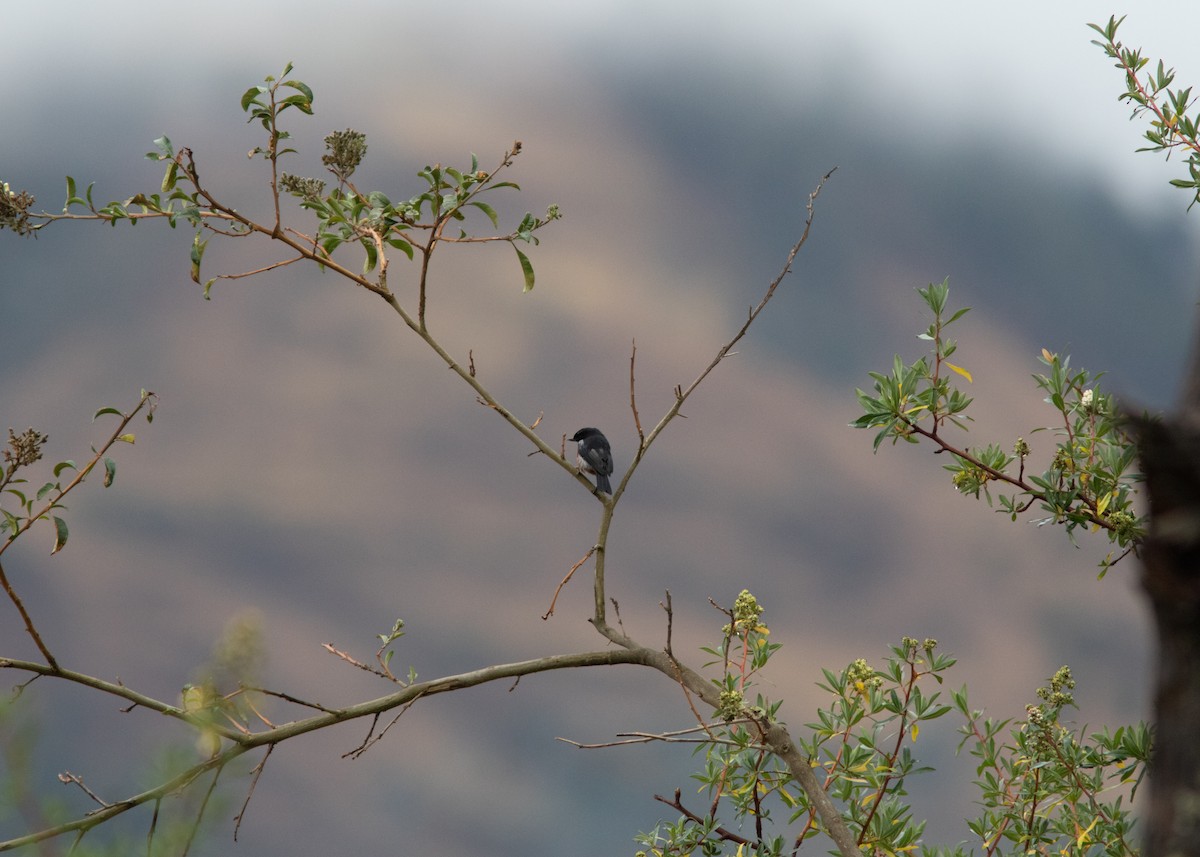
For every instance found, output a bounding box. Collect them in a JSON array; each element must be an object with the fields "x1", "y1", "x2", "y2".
[
  {"x1": 853, "y1": 281, "x2": 1145, "y2": 574},
  {"x1": 1, "y1": 396, "x2": 154, "y2": 557},
  {"x1": 796, "y1": 639, "x2": 954, "y2": 852},
  {"x1": 952, "y1": 668, "x2": 1148, "y2": 854},
  {"x1": 641, "y1": 631, "x2": 958, "y2": 855},
  {"x1": 854, "y1": 278, "x2": 973, "y2": 451},
  {"x1": 1089, "y1": 15, "x2": 1200, "y2": 208},
  {"x1": 643, "y1": 632, "x2": 1147, "y2": 857},
  {"x1": 25, "y1": 66, "x2": 559, "y2": 301},
  {"x1": 241, "y1": 62, "x2": 313, "y2": 161},
  {"x1": 60, "y1": 133, "x2": 210, "y2": 233}
]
